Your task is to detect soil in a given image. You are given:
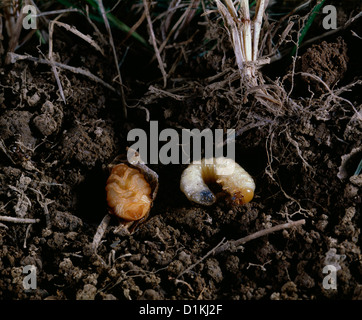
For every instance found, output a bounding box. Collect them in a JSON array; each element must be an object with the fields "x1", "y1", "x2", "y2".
[{"x1": 0, "y1": 0, "x2": 361, "y2": 300}]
